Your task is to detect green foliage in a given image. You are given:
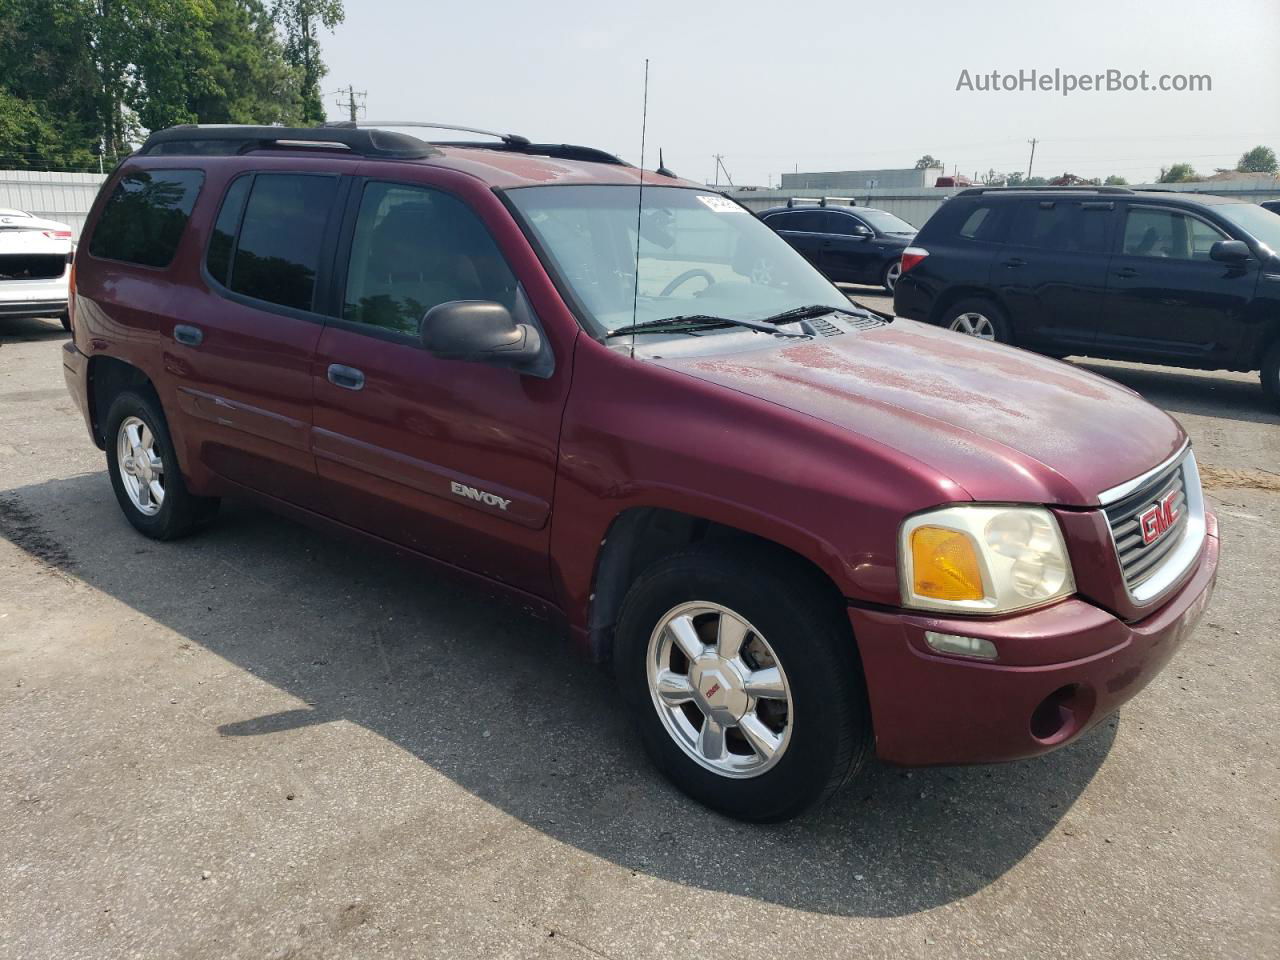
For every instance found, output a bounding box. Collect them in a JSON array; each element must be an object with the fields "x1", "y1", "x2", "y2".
[
  {"x1": 1237, "y1": 145, "x2": 1277, "y2": 174},
  {"x1": 915, "y1": 155, "x2": 941, "y2": 170},
  {"x1": 1104, "y1": 175, "x2": 1128, "y2": 185},
  {"x1": 0, "y1": 0, "x2": 338, "y2": 169},
  {"x1": 271, "y1": 0, "x2": 344, "y2": 124},
  {"x1": 1158, "y1": 163, "x2": 1200, "y2": 183},
  {"x1": 1005, "y1": 172, "x2": 1024, "y2": 186}
]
